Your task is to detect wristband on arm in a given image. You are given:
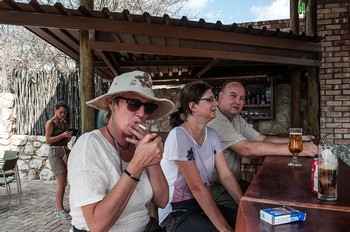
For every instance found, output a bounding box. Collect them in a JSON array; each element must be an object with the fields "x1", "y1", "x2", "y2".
[{"x1": 124, "y1": 169, "x2": 140, "y2": 182}]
